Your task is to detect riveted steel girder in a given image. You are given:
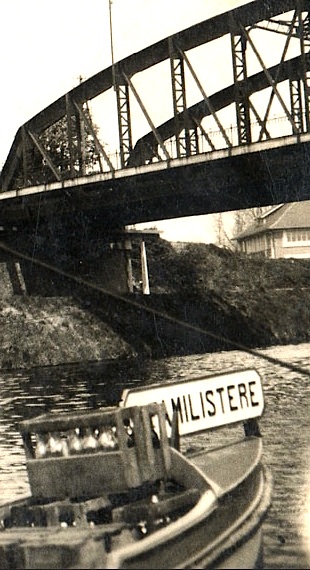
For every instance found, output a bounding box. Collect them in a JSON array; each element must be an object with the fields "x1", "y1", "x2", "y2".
[
  {"x1": 230, "y1": 30, "x2": 251, "y2": 145},
  {"x1": 169, "y1": 38, "x2": 192, "y2": 157},
  {"x1": 115, "y1": 68, "x2": 133, "y2": 169},
  {"x1": 297, "y1": 1, "x2": 310, "y2": 130},
  {"x1": 1, "y1": 0, "x2": 310, "y2": 195},
  {"x1": 290, "y1": 78, "x2": 304, "y2": 131}
]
